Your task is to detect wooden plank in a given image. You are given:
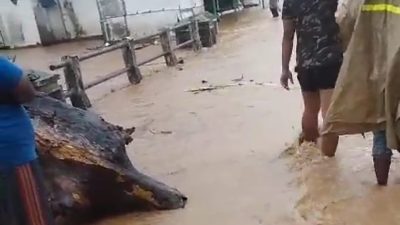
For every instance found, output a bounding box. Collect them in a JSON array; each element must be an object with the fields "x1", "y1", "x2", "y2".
[
  {"x1": 80, "y1": 41, "x2": 127, "y2": 62},
  {"x1": 137, "y1": 52, "x2": 168, "y2": 66},
  {"x1": 50, "y1": 31, "x2": 166, "y2": 71},
  {"x1": 173, "y1": 39, "x2": 194, "y2": 50},
  {"x1": 84, "y1": 67, "x2": 130, "y2": 90},
  {"x1": 50, "y1": 42, "x2": 127, "y2": 71}
]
